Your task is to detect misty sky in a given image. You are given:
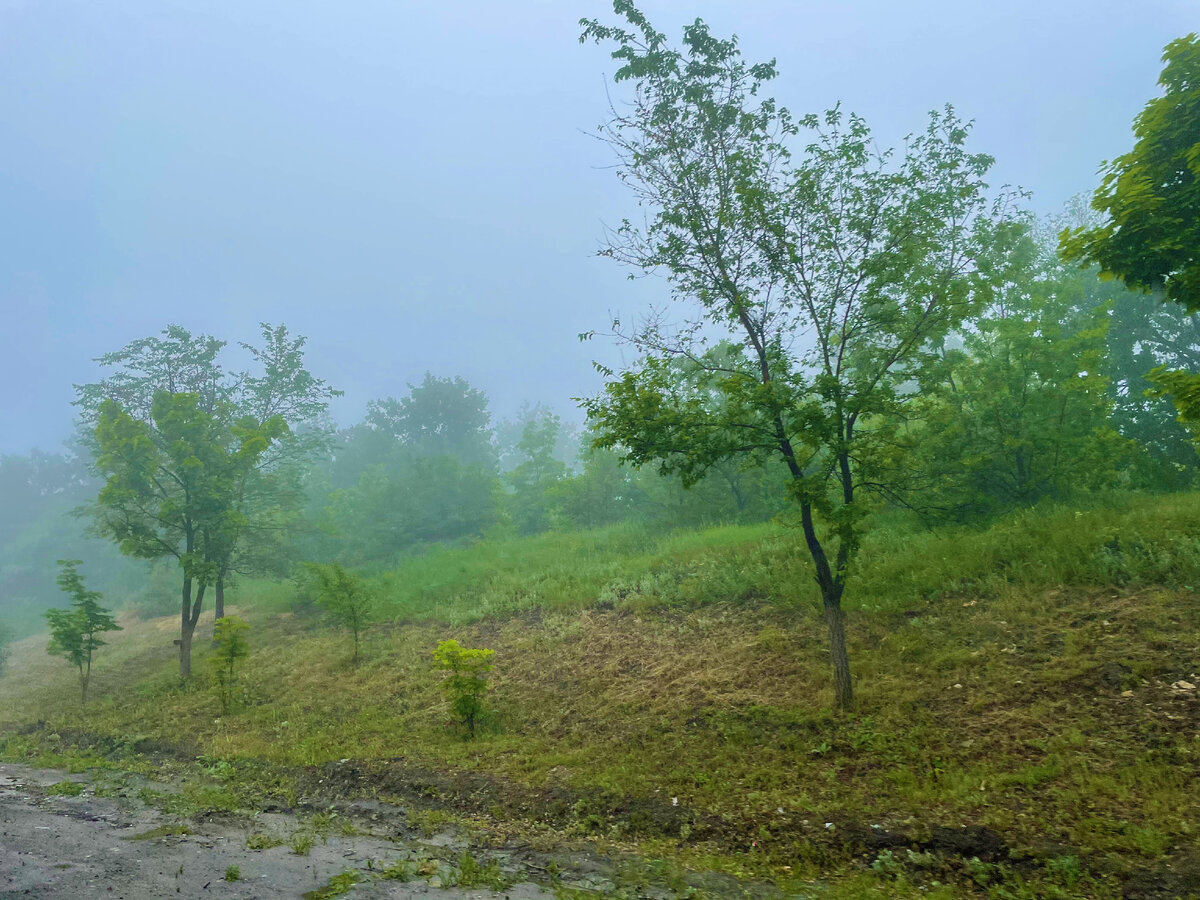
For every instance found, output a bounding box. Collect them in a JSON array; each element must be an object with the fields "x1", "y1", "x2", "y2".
[{"x1": 0, "y1": 0, "x2": 1192, "y2": 455}]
